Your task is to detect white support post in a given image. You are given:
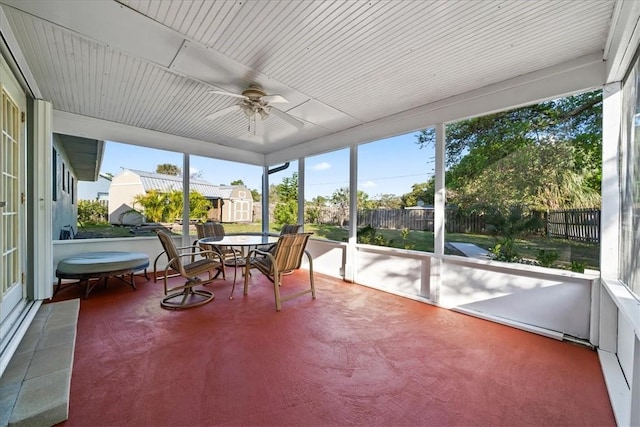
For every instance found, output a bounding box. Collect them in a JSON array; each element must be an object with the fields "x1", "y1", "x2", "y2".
[
  {"x1": 601, "y1": 82, "x2": 621, "y2": 280},
  {"x1": 430, "y1": 122, "x2": 446, "y2": 303},
  {"x1": 434, "y1": 123, "x2": 446, "y2": 256},
  {"x1": 597, "y1": 82, "x2": 622, "y2": 349},
  {"x1": 182, "y1": 154, "x2": 190, "y2": 247},
  {"x1": 298, "y1": 158, "x2": 305, "y2": 227},
  {"x1": 31, "y1": 99, "x2": 53, "y2": 299},
  {"x1": 344, "y1": 145, "x2": 358, "y2": 282},
  {"x1": 262, "y1": 165, "x2": 269, "y2": 234}
]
